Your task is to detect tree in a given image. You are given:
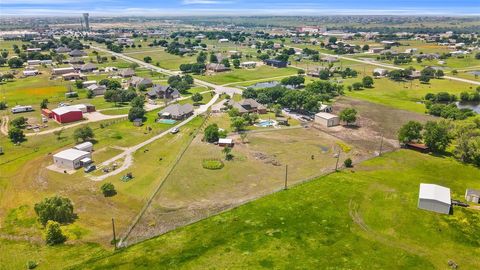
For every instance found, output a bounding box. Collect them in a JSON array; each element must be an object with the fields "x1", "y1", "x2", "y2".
[
  {"x1": 143, "y1": 56, "x2": 152, "y2": 63},
  {"x1": 362, "y1": 76, "x2": 374, "y2": 88},
  {"x1": 204, "y1": 124, "x2": 220, "y2": 143},
  {"x1": 435, "y1": 69, "x2": 444, "y2": 78},
  {"x1": 423, "y1": 121, "x2": 451, "y2": 153},
  {"x1": 209, "y1": 53, "x2": 218, "y2": 63},
  {"x1": 339, "y1": 108, "x2": 357, "y2": 126},
  {"x1": 11, "y1": 116, "x2": 27, "y2": 129},
  {"x1": 328, "y1": 36, "x2": 337, "y2": 44},
  {"x1": 7, "y1": 57, "x2": 24, "y2": 68},
  {"x1": 1, "y1": 51, "x2": 8, "y2": 58},
  {"x1": 419, "y1": 74, "x2": 430, "y2": 84},
  {"x1": 101, "y1": 183, "x2": 117, "y2": 197},
  {"x1": 86, "y1": 89, "x2": 94, "y2": 99},
  {"x1": 362, "y1": 44, "x2": 370, "y2": 51},
  {"x1": 73, "y1": 126, "x2": 94, "y2": 142},
  {"x1": 232, "y1": 59, "x2": 240, "y2": 68},
  {"x1": 53, "y1": 128, "x2": 64, "y2": 141},
  {"x1": 197, "y1": 51, "x2": 207, "y2": 64},
  {"x1": 128, "y1": 106, "x2": 145, "y2": 121},
  {"x1": 220, "y1": 58, "x2": 230, "y2": 67},
  {"x1": 8, "y1": 128, "x2": 25, "y2": 143},
  {"x1": 222, "y1": 146, "x2": 233, "y2": 161},
  {"x1": 0, "y1": 101, "x2": 7, "y2": 110},
  {"x1": 230, "y1": 117, "x2": 246, "y2": 132},
  {"x1": 352, "y1": 82, "x2": 363, "y2": 90},
  {"x1": 40, "y1": 98, "x2": 49, "y2": 109},
  {"x1": 191, "y1": 93, "x2": 203, "y2": 104},
  {"x1": 34, "y1": 196, "x2": 75, "y2": 226},
  {"x1": 398, "y1": 121, "x2": 423, "y2": 144},
  {"x1": 242, "y1": 88, "x2": 257, "y2": 99},
  {"x1": 45, "y1": 220, "x2": 67, "y2": 246},
  {"x1": 130, "y1": 96, "x2": 145, "y2": 108}
]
